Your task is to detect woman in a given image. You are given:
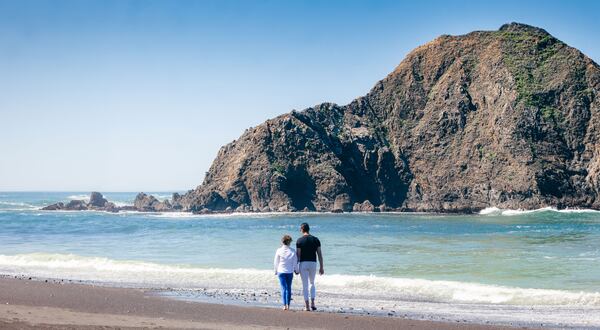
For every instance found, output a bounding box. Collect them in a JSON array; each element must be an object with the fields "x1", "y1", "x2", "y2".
[{"x1": 273, "y1": 234, "x2": 299, "y2": 310}]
